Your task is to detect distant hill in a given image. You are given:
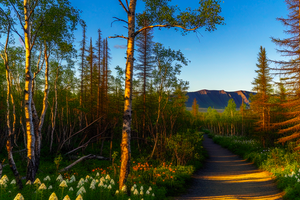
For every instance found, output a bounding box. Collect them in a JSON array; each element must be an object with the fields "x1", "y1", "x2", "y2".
[{"x1": 186, "y1": 90, "x2": 255, "y2": 110}]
